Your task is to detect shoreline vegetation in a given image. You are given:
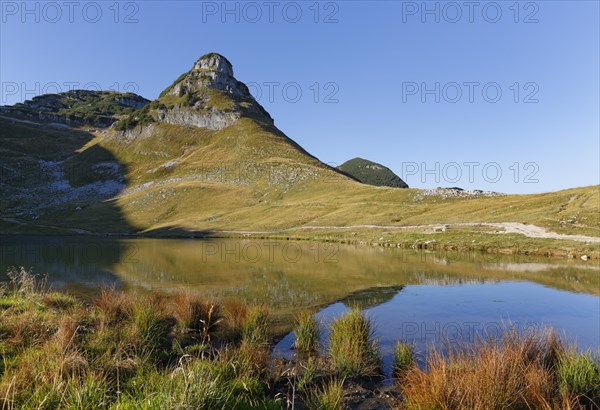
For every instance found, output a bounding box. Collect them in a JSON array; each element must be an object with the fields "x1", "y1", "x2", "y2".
[
  {"x1": 1, "y1": 269, "x2": 599, "y2": 409},
  {"x1": 1, "y1": 226, "x2": 599, "y2": 260}
]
